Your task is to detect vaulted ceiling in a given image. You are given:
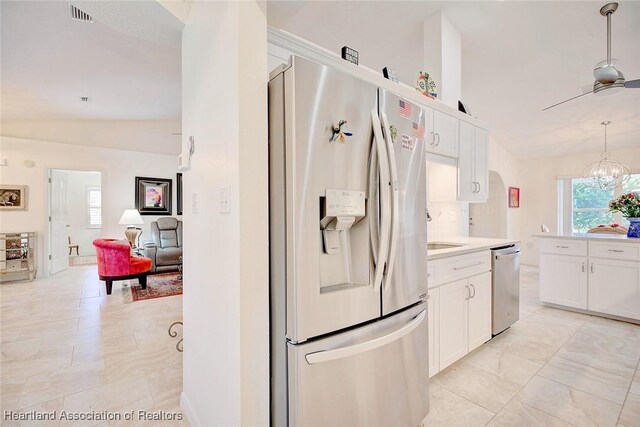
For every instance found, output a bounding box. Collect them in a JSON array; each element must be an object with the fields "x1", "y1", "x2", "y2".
[
  {"x1": 1, "y1": 1, "x2": 182, "y2": 121},
  {"x1": 268, "y1": 1, "x2": 640, "y2": 159}
]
